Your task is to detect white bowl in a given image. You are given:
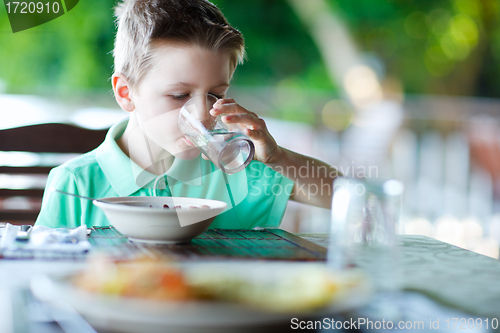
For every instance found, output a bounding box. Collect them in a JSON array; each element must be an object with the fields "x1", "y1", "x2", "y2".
[{"x1": 93, "y1": 197, "x2": 227, "y2": 244}]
